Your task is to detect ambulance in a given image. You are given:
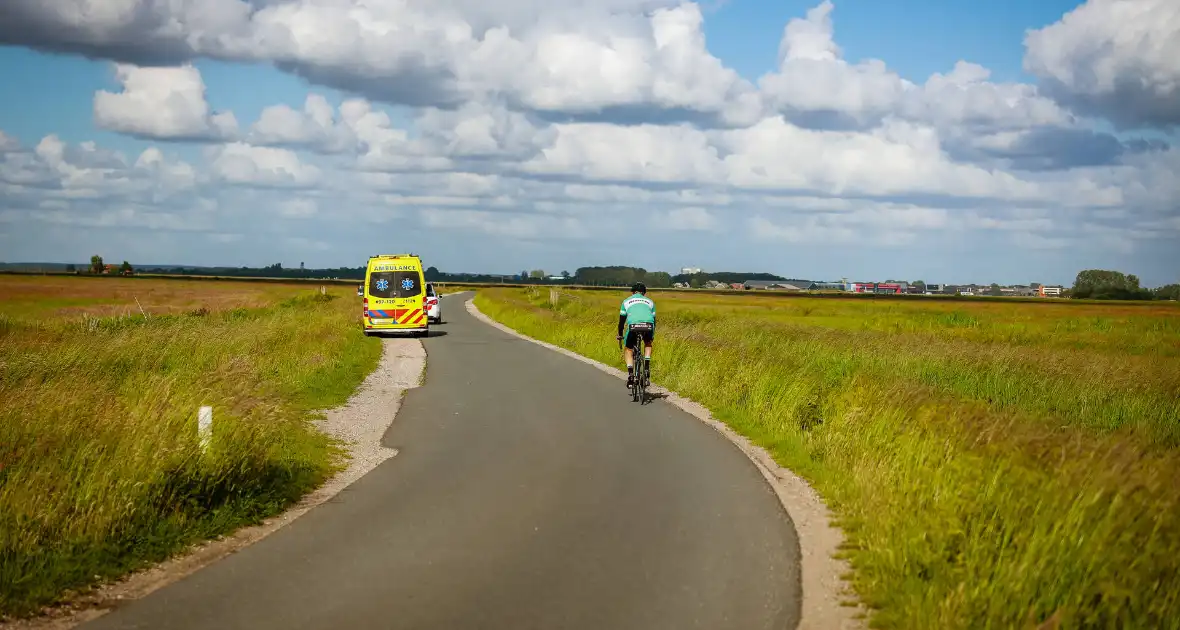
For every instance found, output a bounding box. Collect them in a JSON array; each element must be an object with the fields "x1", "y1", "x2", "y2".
[{"x1": 359, "y1": 254, "x2": 430, "y2": 337}]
